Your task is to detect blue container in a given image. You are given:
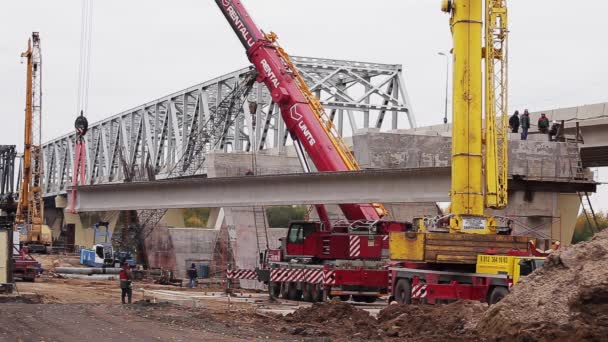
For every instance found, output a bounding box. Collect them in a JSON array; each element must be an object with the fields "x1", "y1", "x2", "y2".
[
  {"x1": 198, "y1": 264, "x2": 210, "y2": 279},
  {"x1": 80, "y1": 249, "x2": 97, "y2": 267}
]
